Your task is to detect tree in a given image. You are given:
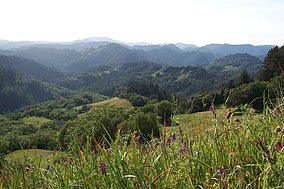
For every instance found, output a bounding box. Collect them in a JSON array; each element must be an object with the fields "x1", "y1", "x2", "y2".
[
  {"x1": 155, "y1": 100, "x2": 174, "y2": 125},
  {"x1": 121, "y1": 112, "x2": 160, "y2": 140},
  {"x1": 235, "y1": 69, "x2": 252, "y2": 87},
  {"x1": 259, "y1": 46, "x2": 284, "y2": 81}
]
